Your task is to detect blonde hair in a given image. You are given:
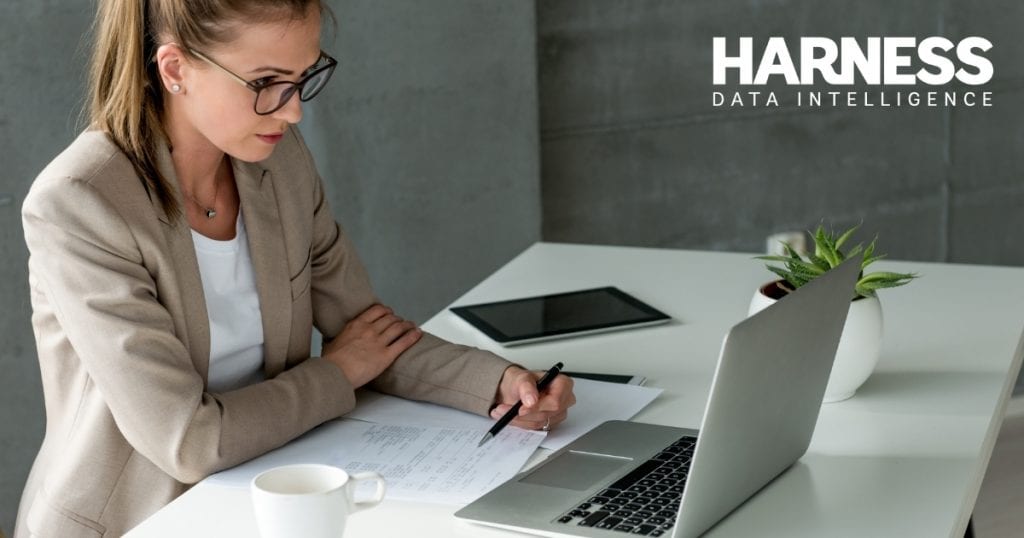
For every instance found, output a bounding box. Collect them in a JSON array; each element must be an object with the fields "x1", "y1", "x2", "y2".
[{"x1": 88, "y1": 0, "x2": 325, "y2": 221}]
